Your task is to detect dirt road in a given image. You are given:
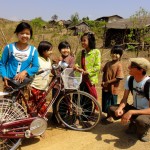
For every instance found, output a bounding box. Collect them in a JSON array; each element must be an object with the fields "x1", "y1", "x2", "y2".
[
  {"x1": 21, "y1": 115, "x2": 150, "y2": 150},
  {"x1": 0, "y1": 75, "x2": 149, "y2": 150},
  {"x1": 20, "y1": 86, "x2": 149, "y2": 150}
]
